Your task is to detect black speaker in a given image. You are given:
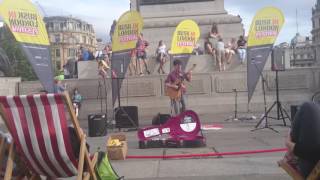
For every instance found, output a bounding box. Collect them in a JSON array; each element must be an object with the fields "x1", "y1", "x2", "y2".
[
  {"x1": 271, "y1": 48, "x2": 285, "y2": 71},
  {"x1": 152, "y1": 113, "x2": 171, "y2": 125},
  {"x1": 115, "y1": 106, "x2": 138, "y2": 128},
  {"x1": 88, "y1": 114, "x2": 107, "y2": 137}
]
